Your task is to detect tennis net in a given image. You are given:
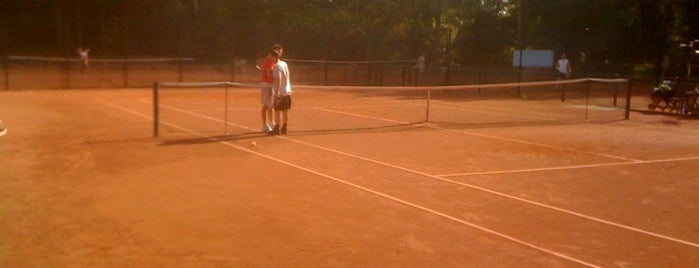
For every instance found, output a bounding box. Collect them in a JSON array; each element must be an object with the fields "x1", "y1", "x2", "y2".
[{"x1": 152, "y1": 78, "x2": 630, "y2": 137}]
